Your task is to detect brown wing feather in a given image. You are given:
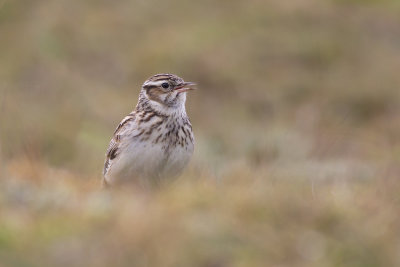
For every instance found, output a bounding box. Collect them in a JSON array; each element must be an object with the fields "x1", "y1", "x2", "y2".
[{"x1": 103, "y1": 112, "x2": 136, "y2": 176}]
